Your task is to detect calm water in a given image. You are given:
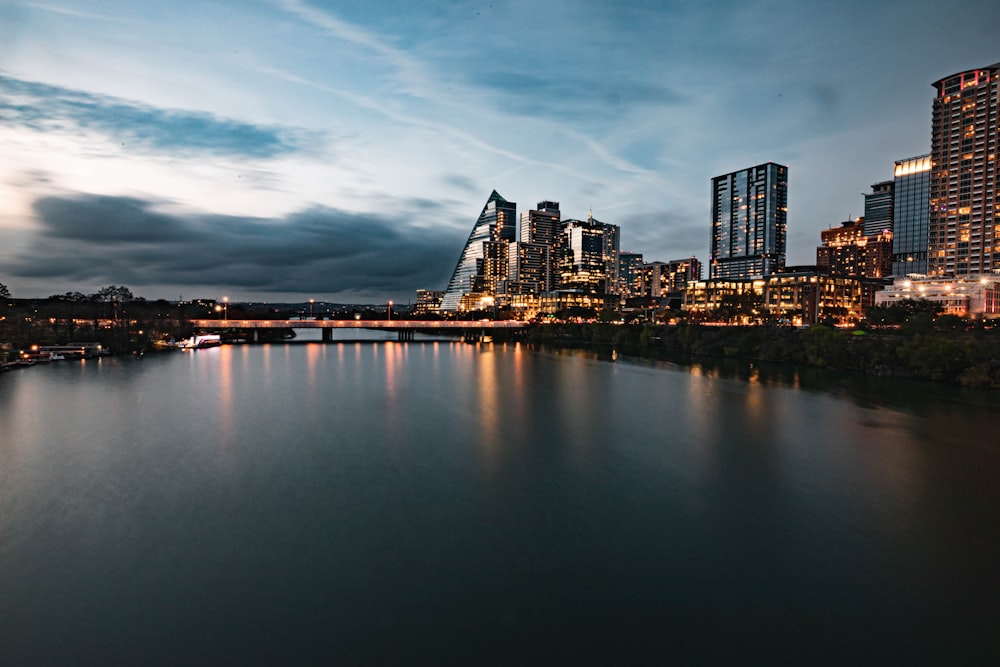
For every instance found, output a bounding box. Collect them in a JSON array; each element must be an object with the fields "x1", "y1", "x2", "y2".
[{"x1": 2, "y1": 335, "x2": 999, "y2": 665}]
